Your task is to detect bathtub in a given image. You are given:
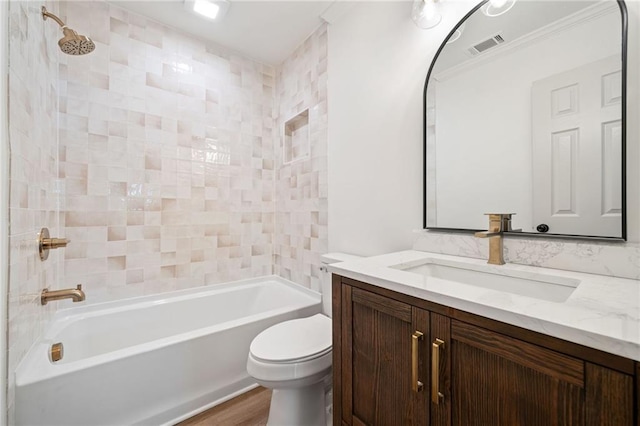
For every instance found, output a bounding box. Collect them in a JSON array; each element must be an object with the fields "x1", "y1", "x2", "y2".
[{"x1": 15, "y1": 276, "x2": 322, "y2": 425}]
